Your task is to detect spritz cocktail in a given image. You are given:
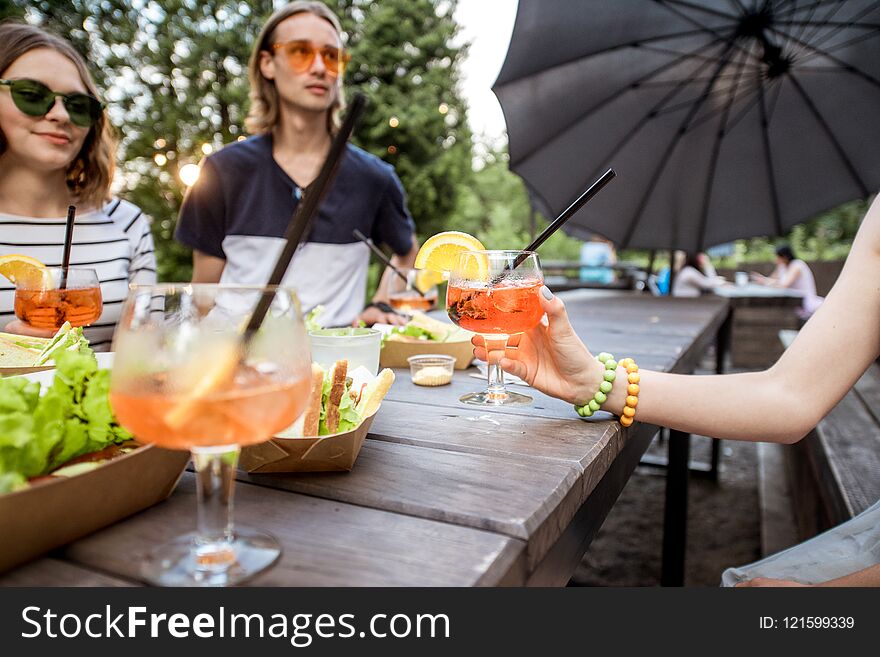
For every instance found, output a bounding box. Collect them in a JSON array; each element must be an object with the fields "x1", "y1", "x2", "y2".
[
  {"x1": 447, "y1": 250, "x2": 544, "y2": 406},
  {"x1": 110, "y1": 284, "x2": 312, "y2": 586},
  {"x1": 15, "y1": 267, "x2": 102, "y2": 329}
]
